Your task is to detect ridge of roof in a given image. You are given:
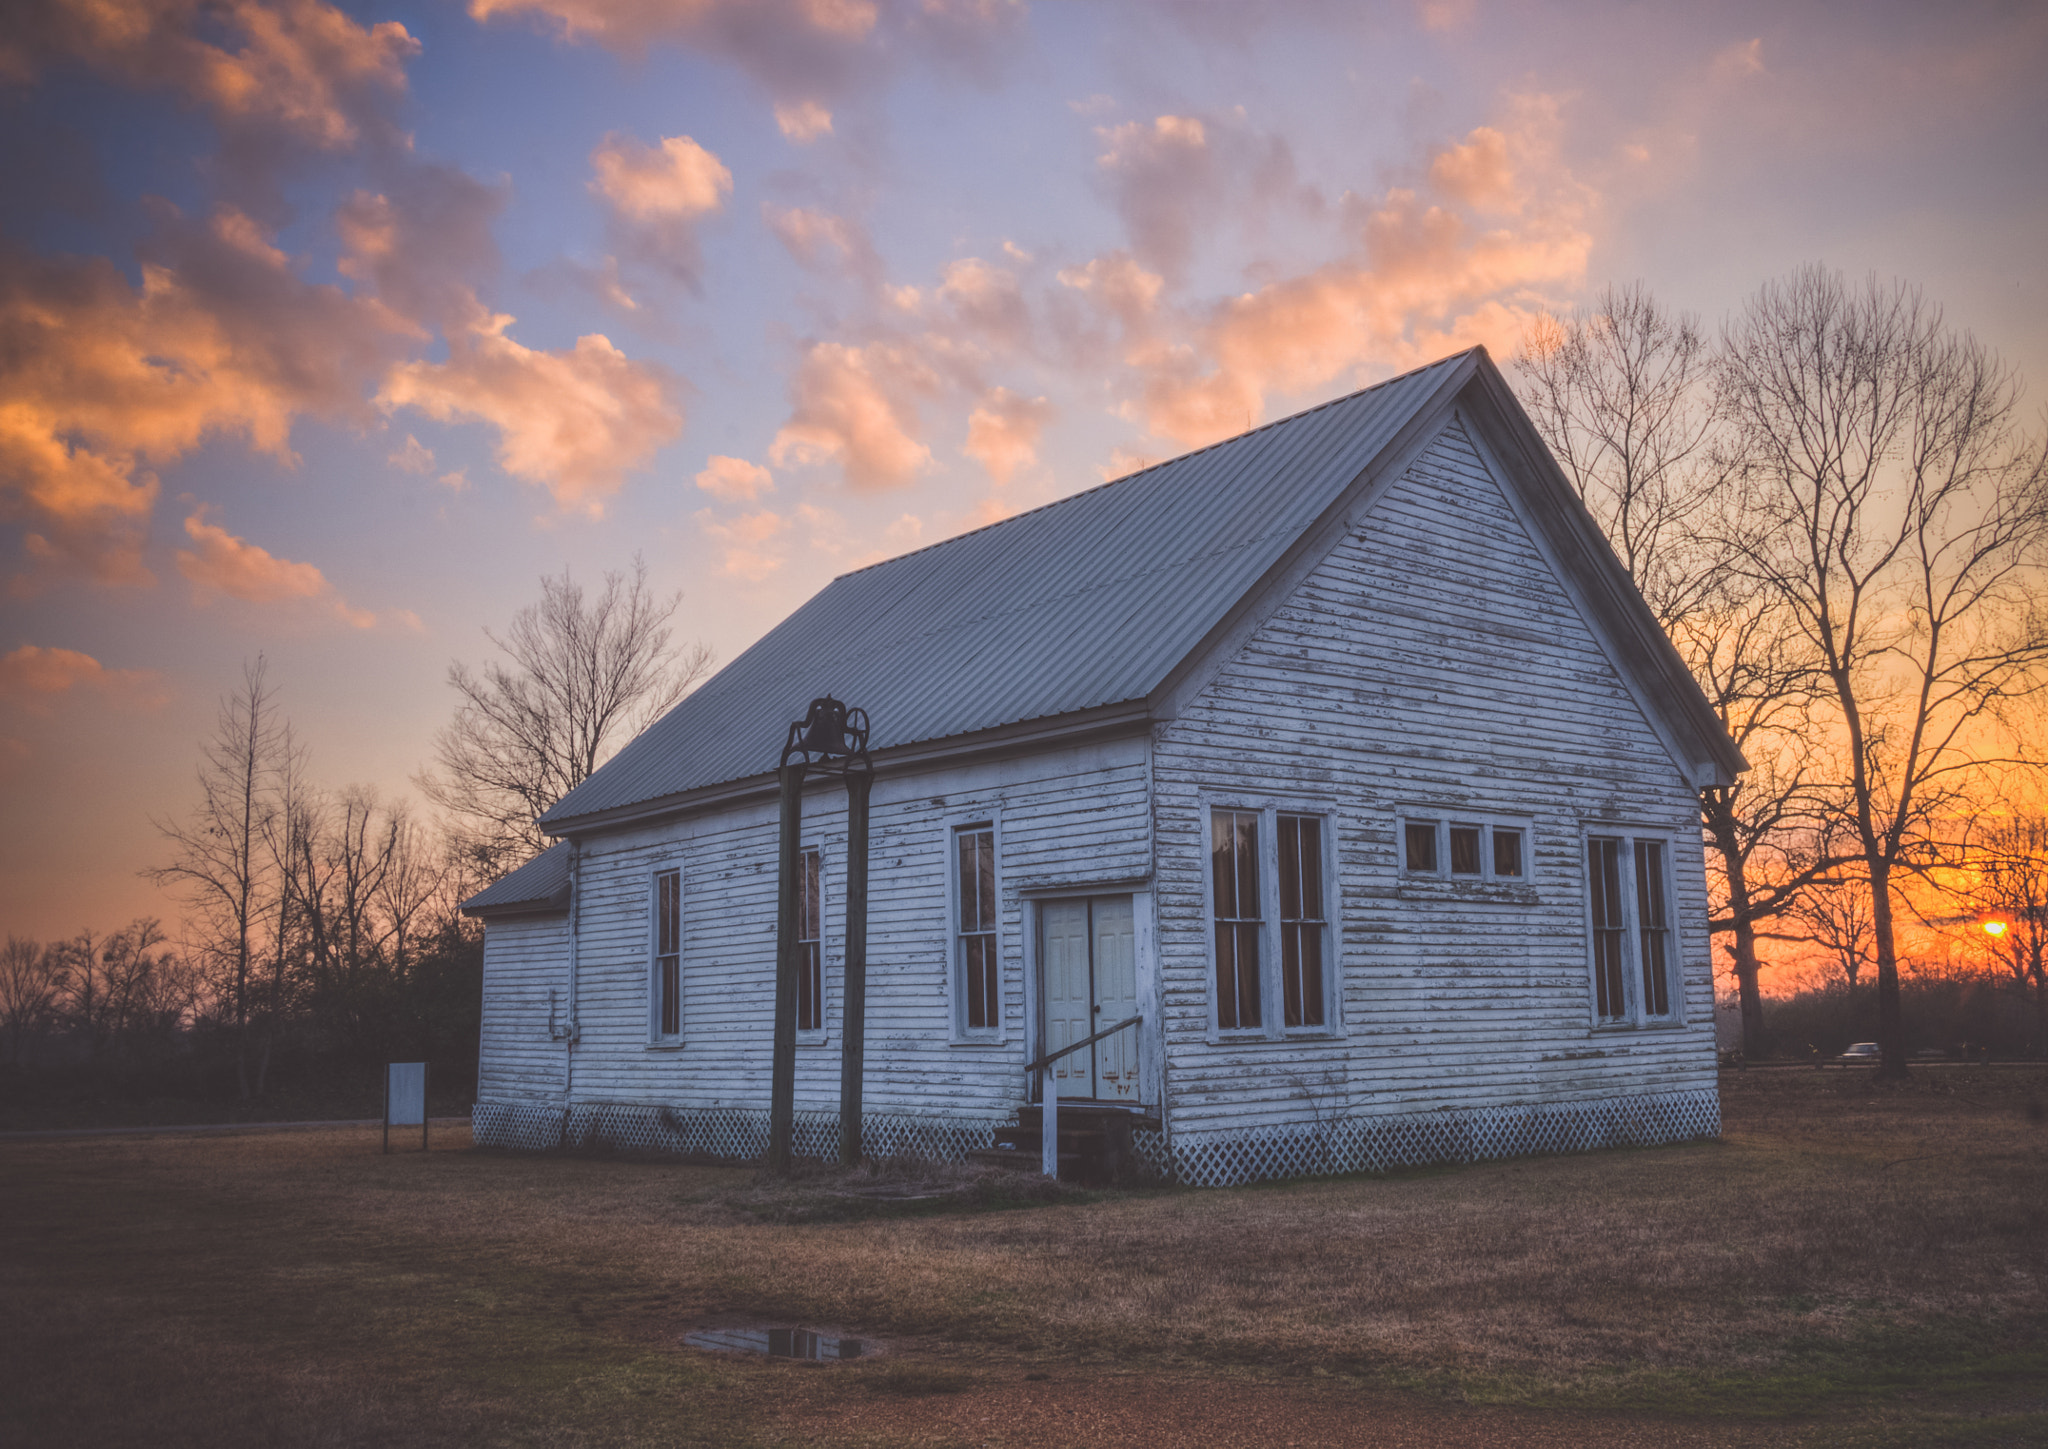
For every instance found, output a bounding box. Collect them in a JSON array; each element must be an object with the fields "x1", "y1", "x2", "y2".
[{"x1": 827, "y1": 348, "x2": 1482, "y2": 584}]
